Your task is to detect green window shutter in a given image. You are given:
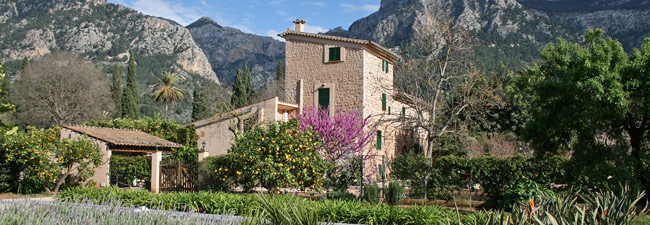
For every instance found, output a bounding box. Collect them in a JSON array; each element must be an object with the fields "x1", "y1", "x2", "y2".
[
  {"x1": 329, "y1": 47, "x2": 341, "y2": 61},
  {"x1": 402, "y1": 107, "x2": 406, "y2": 118},
  {"x1": 382, "y1": 93, "x2": 386, "y2": 111},
  {"x1": 318, "y1": 88, "x2": 330, "y2": 109},
  {"x1": 382, "y1": 59, "x2": 385, "y2": 72},
  {"x1": 386, "y1": 61, "x2": 389, "y2": 73},
  {"x1": 377, "y1": 130, "x2": 382, "y2": 150},
  {"x1": 388, "y1": 106, "x2": 391, "y2": 115}
]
